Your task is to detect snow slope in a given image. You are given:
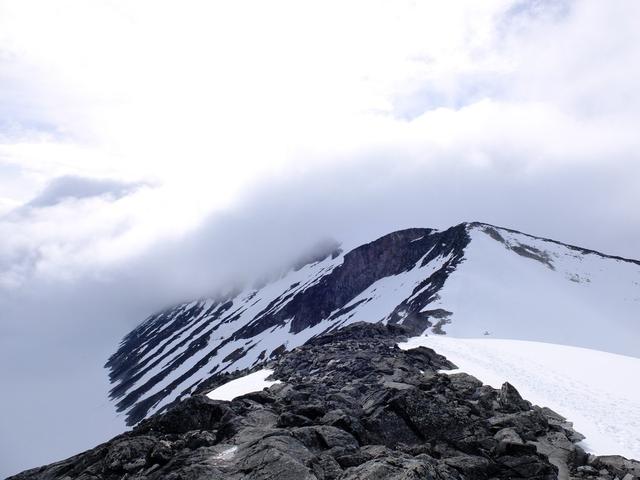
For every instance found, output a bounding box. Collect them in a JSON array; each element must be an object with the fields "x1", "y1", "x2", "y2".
[
  {"x1": 428, "y1": 225, "x2": 640, "y2": 356},
  {"x1": 399, "y1": 336, "x2": 640, "y2": 461},
  {"x1": 206, "y1": 369, "x2": 280, "y2": 401}
]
